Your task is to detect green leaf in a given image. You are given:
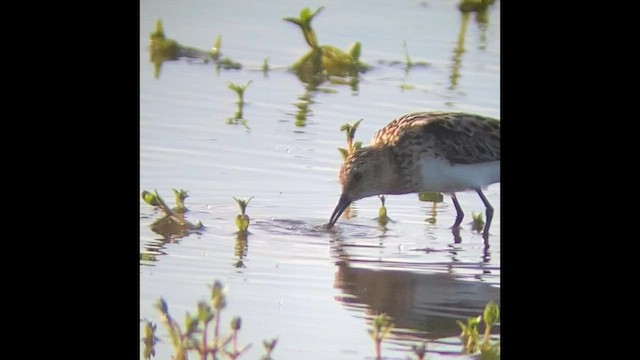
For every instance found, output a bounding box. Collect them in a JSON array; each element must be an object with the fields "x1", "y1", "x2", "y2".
[
  {"x1": 197, "y1": 301, "x2": 213, "y2": 323},
  {"x1": 230, "y1": 316, "x2": 242, "y2": 331},
  {"x1": 155, "y1": 297, "x2": 168, "y2": 314},
  {"x1": 142, "y1": 190, "x2": 160, "y2": 206},
  {"x1": 233, "y1": 196, "x2": 254, "y2": 215},
  {"x1": 262, "y1": 338, "x2": 278, "y2": 351},
  {"x1": 338, "y1": 148, "x2": 349, "y2": 161},
  {"x1": 300, "y1": 7, "x2": 312, "y2": 20},
  {"x1": 348, "y1": 41, "x2": 361, "y2": 60},
  {"x1": 483, "y1": 301, "x2": 499, "y2": 327},
  {"x1": 211, "y1": 34, "x2": 222, "y2": 60},
  {"x1": 211, "y1": 280, "x2": 227, "y2": 310}
]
